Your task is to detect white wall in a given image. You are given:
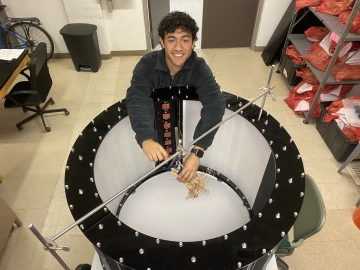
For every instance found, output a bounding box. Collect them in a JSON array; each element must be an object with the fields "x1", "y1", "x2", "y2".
[
  {"x1": 3, "y1": 0, "x2": 69, "y2": 53},
  {"x1": 256, "y1": 0, "x2": 292, "y2": 47},
  {"x1": 170, "y1": 0, "x2": 204, "y2": 49}
]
